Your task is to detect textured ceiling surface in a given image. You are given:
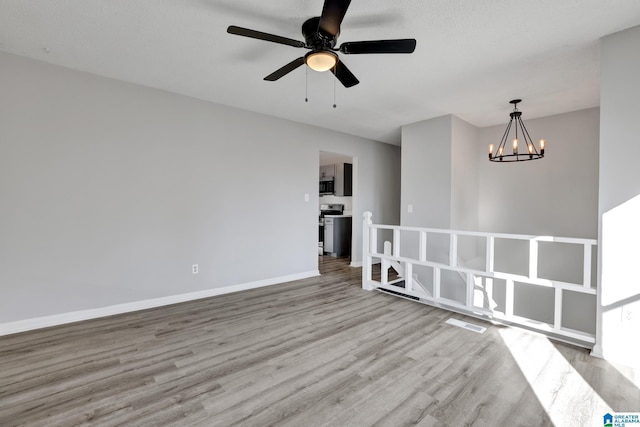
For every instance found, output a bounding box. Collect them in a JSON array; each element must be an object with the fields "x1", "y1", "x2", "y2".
[{"x1": 1, "y1": 0, "x2": 640, "y2": 144}]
